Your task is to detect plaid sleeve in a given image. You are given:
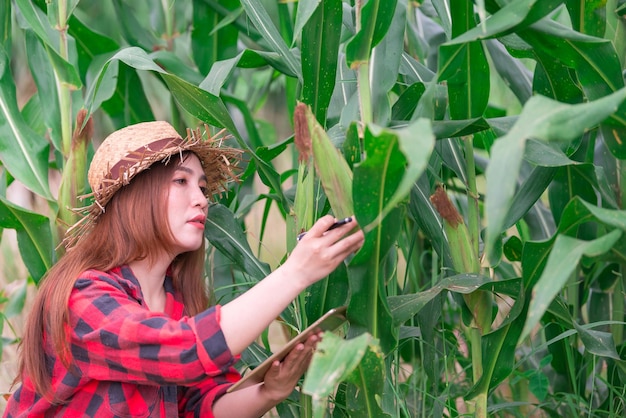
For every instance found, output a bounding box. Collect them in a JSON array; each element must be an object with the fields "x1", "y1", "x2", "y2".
[
  {"x1": 68, "y1": 270, "x2": 237, "y2": 386},
  {"x1": 177, "y1": 366, "x2": 241, "y2": 417}
]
